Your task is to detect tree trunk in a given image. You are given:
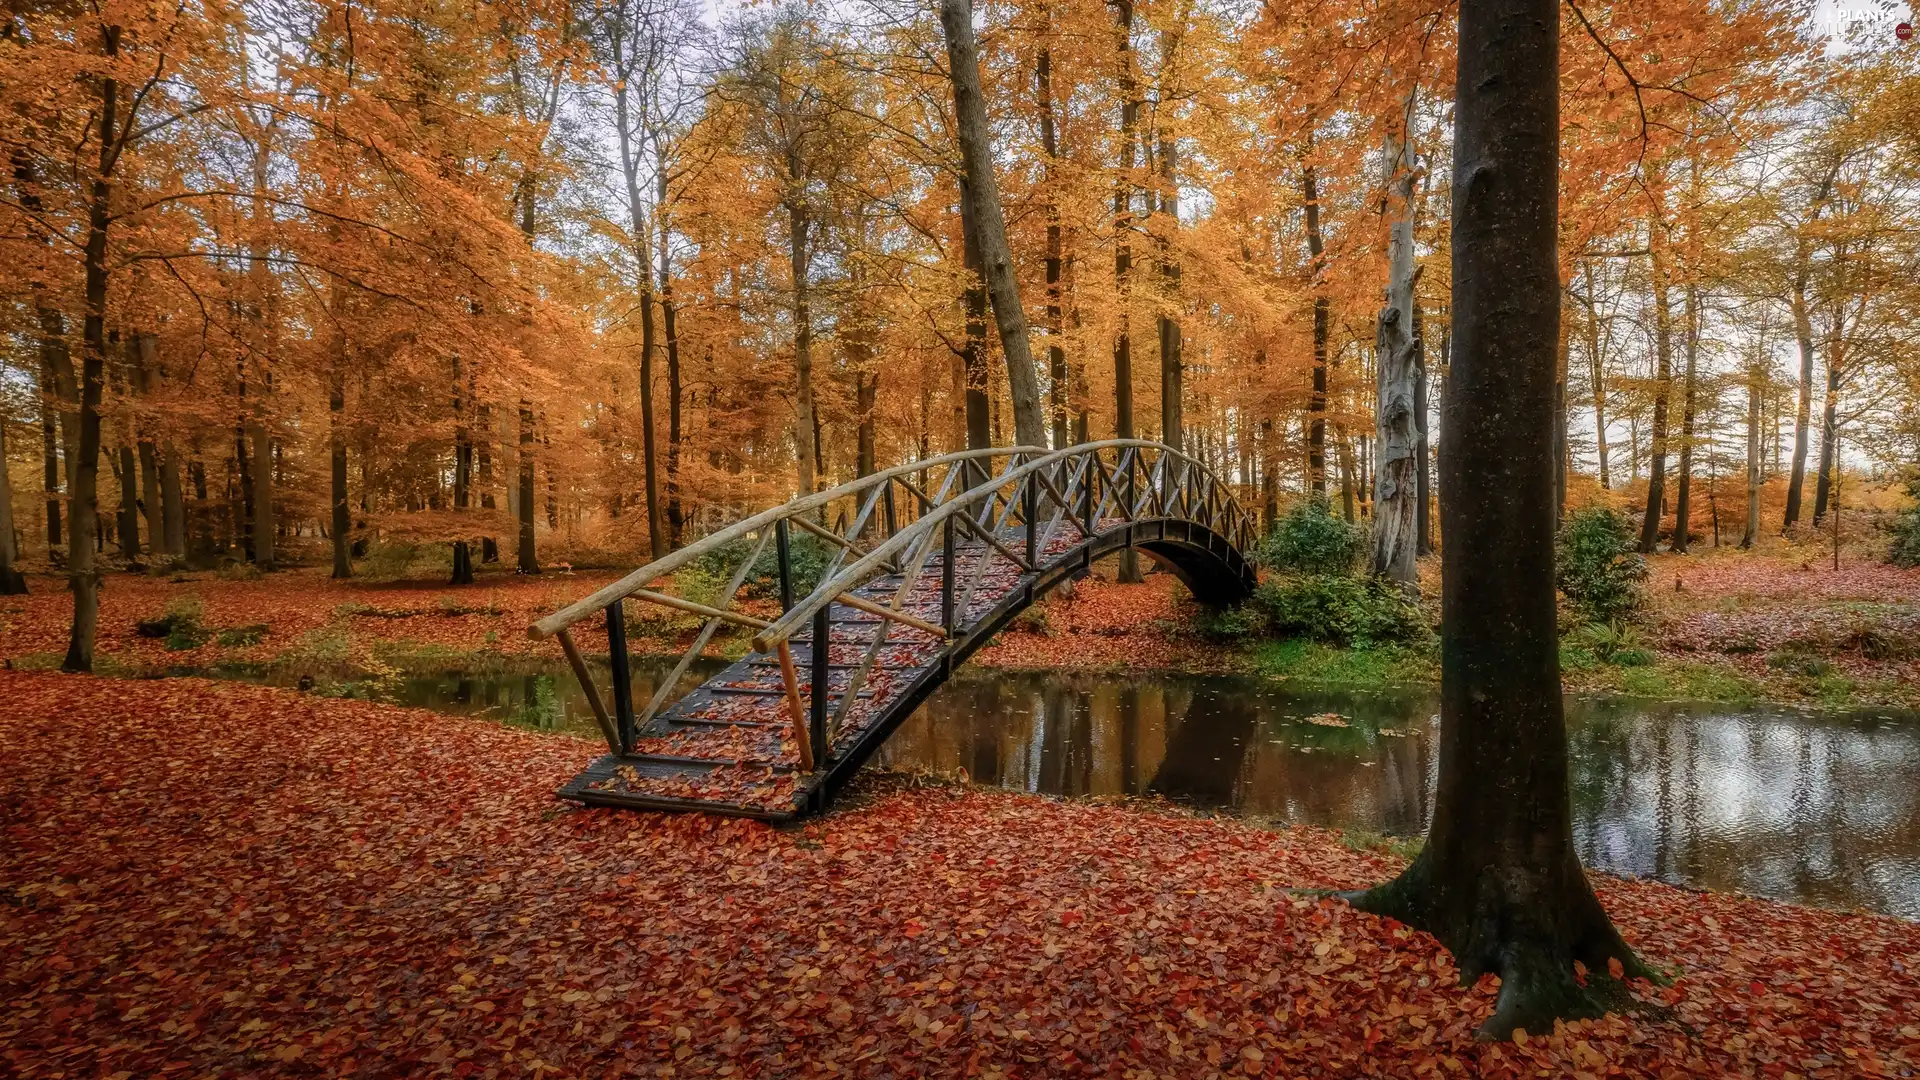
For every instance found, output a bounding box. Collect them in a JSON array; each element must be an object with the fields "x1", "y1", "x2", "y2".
[
  {"x1": 1038, "y1": 45, "x2": 1070, "y2": 449},
  {"x1": 66, "y1": 31, "x2": 119, "y2": 672},
  {"x1": 1783, "y1": 247, "x2": 1815, "y2": 530},
  {"x1": 1110, "y1": 0, "x2": 1142, "y2": 582},
  {"x1": 1303, "y1": 163, "x2": 1329, "y2": 496},
  {"x1": 159, "y1": 440, "x2": 184, "y2": 556},
  {"x1": 1741, "y1": 369, "x2": 1762, "y2": 548},
  {"x1": 451, "y1": 360, "x2": 475, "y2": 585},
  {"x1": 115, "y1": 444, "x2": 139, "y2": 558},
  {"x1": 330, "y1": 366, "x2": 351, "y2": 579},
  {"x1": 38, "y1": 316, "x2": 64, "y2": 555},
  {"x1": 1415, "y1": 323, "x2": 1431, "y2": 555},
  {"x1": 1638, "y1": 221, "x2": 1674, "y2": 553},
  {"x1": 962, "y1": 207, "x2": 992, "y2": 457},
  {"x1": 1347, "y1": 0, "x2": 1651, "y2": 1038},
  {"x1": 1371, "y1": 85, "x2": 1419, "y2": 582},
  {"x1": 616, "y1": 88, "x2": 665, "y2": 557},
  {"x1": 1811, "y1": 348, "x2": 1839, "y2": 524},
  {"x1": 517, "y1": 405, "x2": 539, "y2": 573},
  {"x1": 939, "y1": 0, "x2": 1046, "y2": 449},
  {"x1": 659, "y1": 156, "x2": 684, "y2": 549},
  {"x1": 1155, "y1": 75, "x2": 1183, "y2": 453},
  {"x1": 1671, "y1": 284, "x2": 1701, "y2": 553},
  {"x1": 788, "y1": 194, "x2": 818, "y2": 499},
  {"x1": 1582, "y1": 282, "x2": 1610, "y2": 488},
  {"x1": 0, "y1": 418, "x2": 27, "y2": 593}
]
